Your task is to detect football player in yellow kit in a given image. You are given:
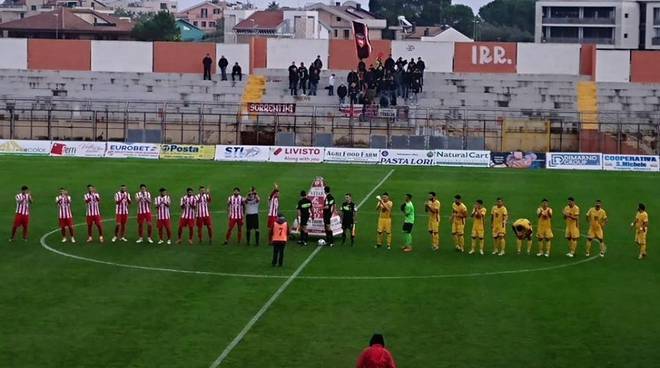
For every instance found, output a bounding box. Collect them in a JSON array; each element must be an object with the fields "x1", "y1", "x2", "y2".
[
  {"x1": 450, "y1": 194, "x2": 468, "y2": 252},
  {"x1": 563, "y1": 197, "x2": 580, "y2": 258},
  {"x1": 585, "y1": 200, "x2": 608, "y2": 257},
  {"x1": 536, "y1": 199, "x2": 554, "y2": 257},
  {"x1": 491, "y1": 197, "x2": 508, "y2": 256},
  {"x1": 513, "y1": 218, "x2": 533, "y2": 255},
  {"x1": 425, "y1": 192, "x2": 441, "y2": 251},
  {"x1": 469, "y1": 200, "x2": 487, "y2": 255},
  {"x1": 631, "y1": 203, "x2": 649, "y2": 260}
]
